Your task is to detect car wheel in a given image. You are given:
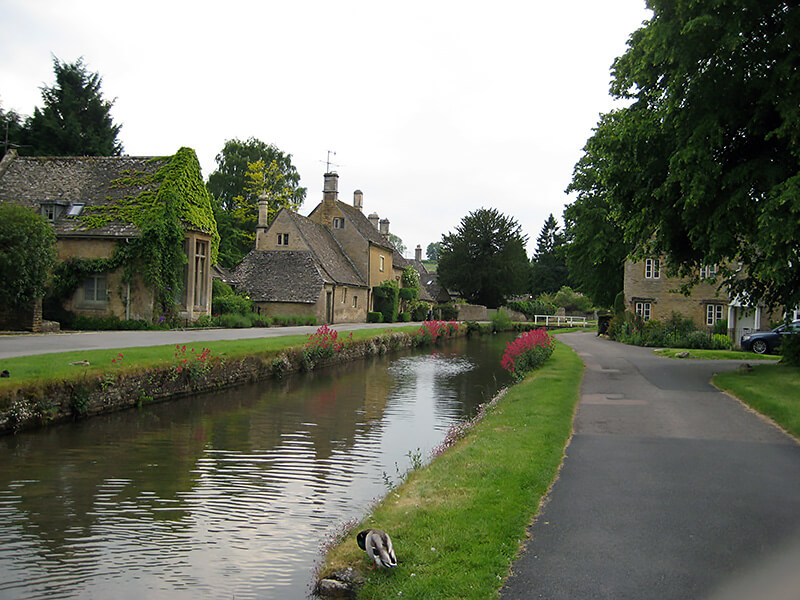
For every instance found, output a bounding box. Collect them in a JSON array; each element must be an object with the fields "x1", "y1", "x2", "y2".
[{"x1": 752, "y1": 340, "x2": 768, "y2": 354}]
